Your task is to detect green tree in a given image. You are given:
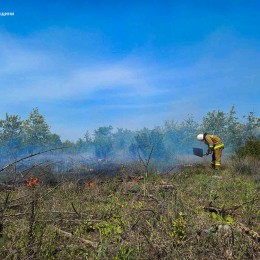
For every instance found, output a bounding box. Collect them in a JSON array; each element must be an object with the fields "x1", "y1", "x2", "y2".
[
  {"x1": 74, "y1": 131, "x2": 94, "y2": 153},
  {"x1": 200, "y1": 106, "x2": 260, "y2": 152},
  {"x1": 163, "y1": 120, "x2": 180, "y2": 157},
  {"x1": 62, "y1": 140, "x2": 75, "y2": 154},
  {"x1": 179, "y1": 115, "x2": 199, "y2": 152},
  {"x1": 112, "y1": 128, "x2": 134, "y2": 159},
  {"x1": 48, "y1": 133, "x2": 63, "y2": 147},
  {"x1": 0, "y1": 113, "x2": 23, "y2": 160},
  {"x1": 200, "y1": 110, "x2": 228, "y2": 136},
  {"x1": 93, "y1": 126, "x2": 113, "y2": 159},
  {"x1": 131, "y1": 127, "x2": 165, "y2": 159},
  {"x1": 224, "y1": 106, "x2": 244, "y2": 149},
  {"x1": 162, "y1": 116, "x2": 198, "y2": 156},
  {"x1": 242, "y1": 112, "x2": 260, "y2": 140},
  {"x1": 22, "y1": 108, "x2": 51, "y2": 153}
]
